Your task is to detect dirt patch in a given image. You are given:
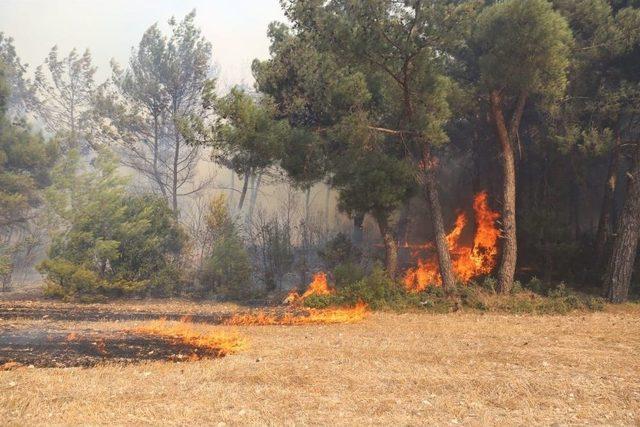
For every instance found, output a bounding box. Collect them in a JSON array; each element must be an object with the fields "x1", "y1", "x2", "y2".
[{"x1": 0, "y1": 327, "x2": 229, "y2": 368}]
